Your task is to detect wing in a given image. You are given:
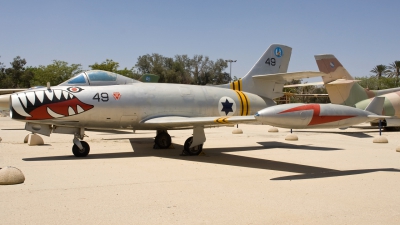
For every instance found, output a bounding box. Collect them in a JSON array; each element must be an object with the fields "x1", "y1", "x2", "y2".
[{"x1": 142, "y1": 116, "x2": 256, "y2": 129}]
